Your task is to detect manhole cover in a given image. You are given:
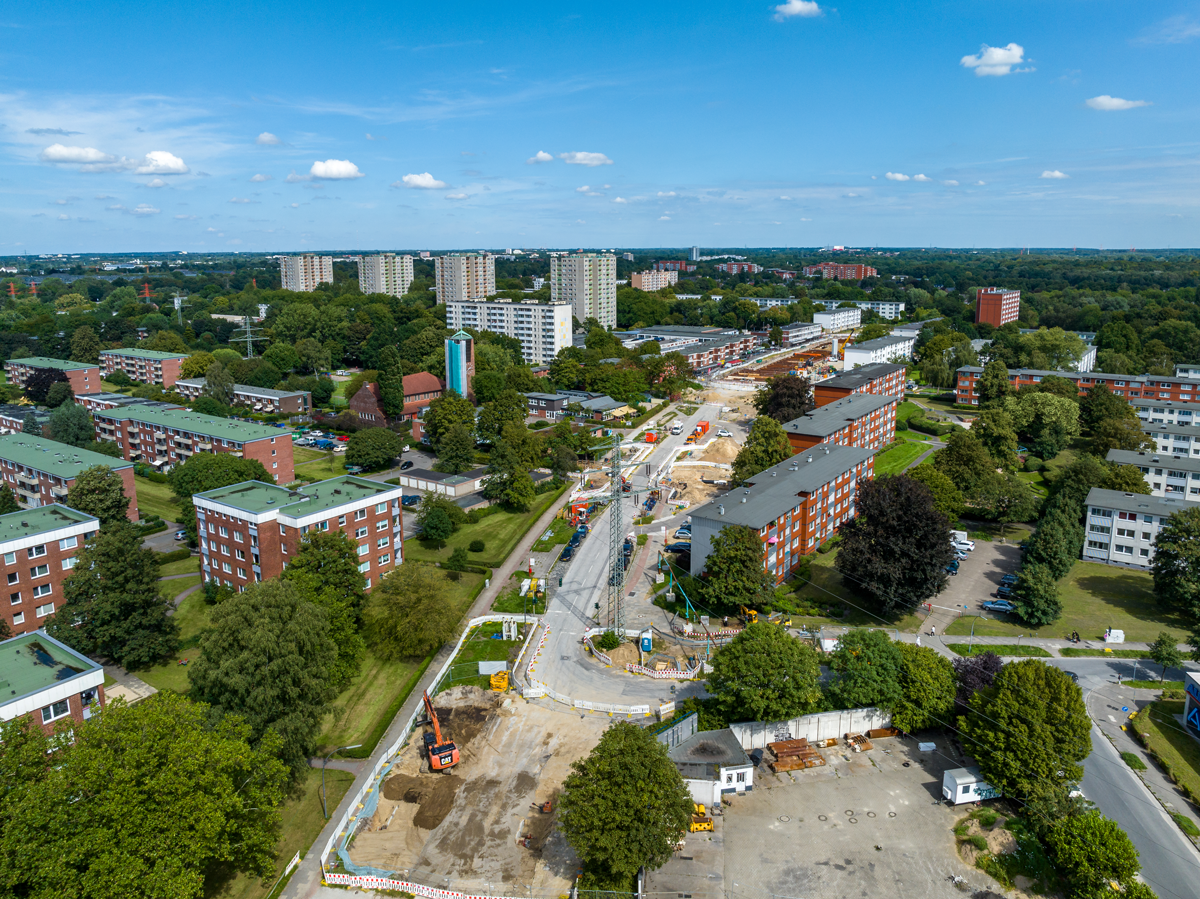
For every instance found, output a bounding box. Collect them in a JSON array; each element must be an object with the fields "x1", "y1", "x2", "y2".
[
  {"x1": 849, "y1": 817, "x2": 858, "y2": 824},
  {"x1": 888, "y1": 812, "x2": 897, "y2": 818},
  {"x1": 561, "y1": 655, "x2": 570, "y2": 660},
  {"x1": 844, "y1": 810, "x2": 855, "y2": 816},
  {"x1": 779, "y1": 815, "x2": 790, "y2": 822},
  {"x1": 818, "y1": 815, "x2": 828, "y2": 821},
  {"x1": 867, "y1": 812, "x2": 876, "y2": 818}
]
